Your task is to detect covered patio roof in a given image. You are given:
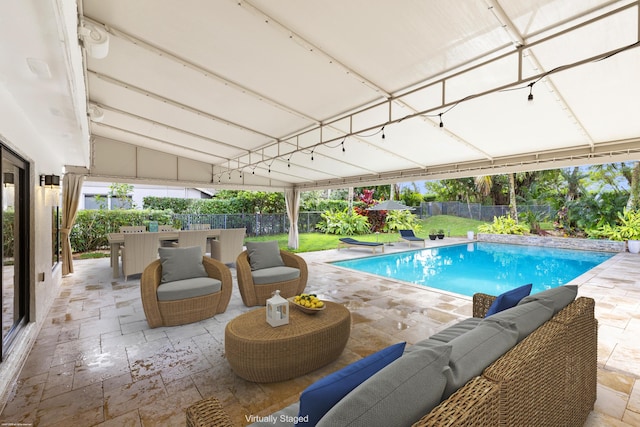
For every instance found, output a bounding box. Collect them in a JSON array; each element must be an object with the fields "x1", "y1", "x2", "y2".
[{"x1": 5, "y1": 0, "x2": 640, "y2": 190}]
